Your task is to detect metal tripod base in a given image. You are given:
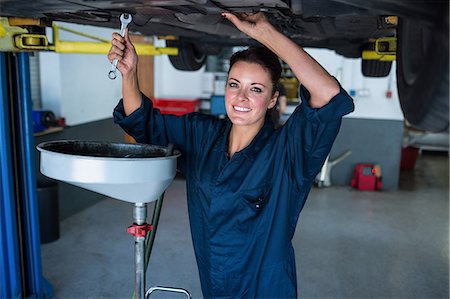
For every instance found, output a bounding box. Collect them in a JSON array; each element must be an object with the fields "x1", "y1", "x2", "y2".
[
  {"x1": 315, "y1": 150, "x2": 352, "y2": 187},
  {"x1": 146, "y1": 286, "x2": 191, "y2": 298}
]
